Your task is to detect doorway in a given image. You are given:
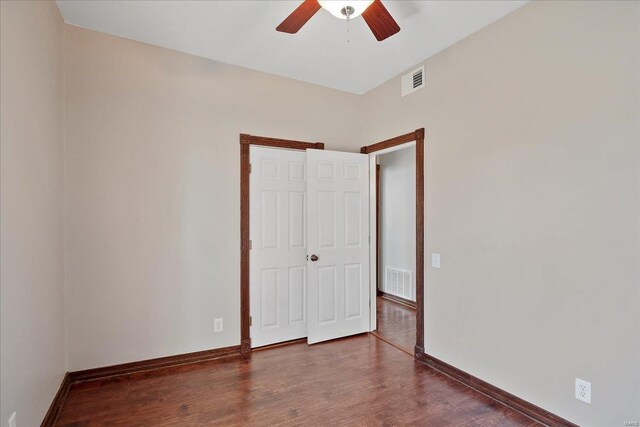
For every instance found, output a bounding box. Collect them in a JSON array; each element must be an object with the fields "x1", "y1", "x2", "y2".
[
  {"x1": 240, "y1": 129, "x2": 424, "y2": 358},
  {"x1": 361, "y1": 128, "x2": 425, "y2": 359},
  {"x1": 240, "y1": 134, "x2": 371, "y2": 351},
  {"x1": 371, "y1": 145, "x2": 417, "y2": 354},
  {"x1": 239, "y1": 134, "x2": 324, "y2": 353}
]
